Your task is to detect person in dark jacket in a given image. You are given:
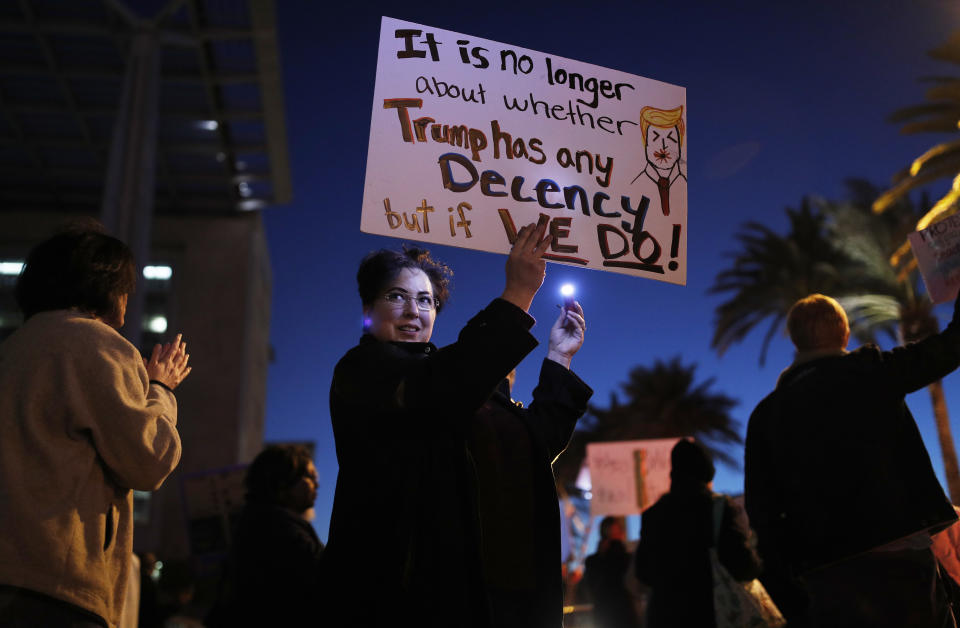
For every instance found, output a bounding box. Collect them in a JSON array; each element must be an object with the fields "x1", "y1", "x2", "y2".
[
  {"x1": 207, "y1": 445, "x2": 323, "y2": 627},
  {"x1": 583, "y1": 517, "x2": 639, "y2": 628},
  {"x1": 469, "y1": 358, "x2": 592, "y2": 628},
  {"x1": 635, "y1": 439, "x2": 762, "y2": 628},
  {"x1": 325, "y1": 222, "x2": 583, "y2": 627},
  {"x1": 746, "y1": 293, "x2": 960, "y2": 628}
]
